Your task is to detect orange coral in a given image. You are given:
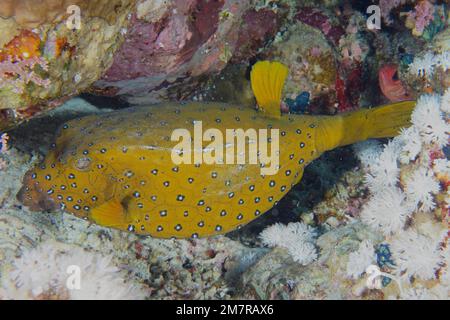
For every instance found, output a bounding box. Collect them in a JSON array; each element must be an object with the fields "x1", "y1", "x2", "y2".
[
  {"x1": 55, "y1": 37, "x2": 68, "y2": 57},
  {"x1": 0, "y1": 30, "x2": 41, "y2": 62}
]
